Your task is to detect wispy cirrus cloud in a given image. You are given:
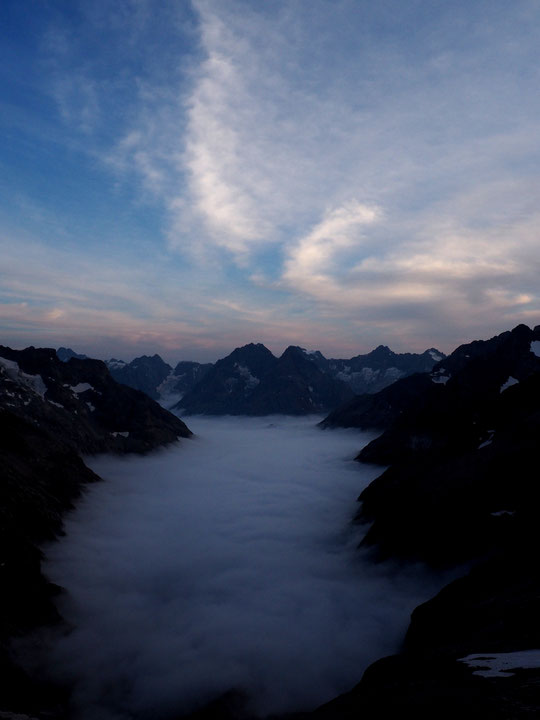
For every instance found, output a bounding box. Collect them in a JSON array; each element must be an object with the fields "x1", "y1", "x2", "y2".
[
  {"x1": 3, "y1": 0, "x2": 540, "y2": 359},
  {"x1": 282, "y1": 201, "x2": 381, "y2": 297}
]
